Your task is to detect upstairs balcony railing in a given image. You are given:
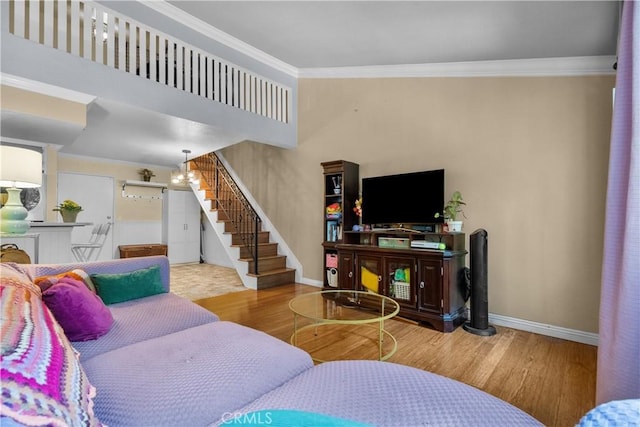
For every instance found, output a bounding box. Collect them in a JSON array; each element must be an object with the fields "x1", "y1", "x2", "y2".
[{"x1": 7, "y1": 0, "x2": 290, "y2": 124}]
